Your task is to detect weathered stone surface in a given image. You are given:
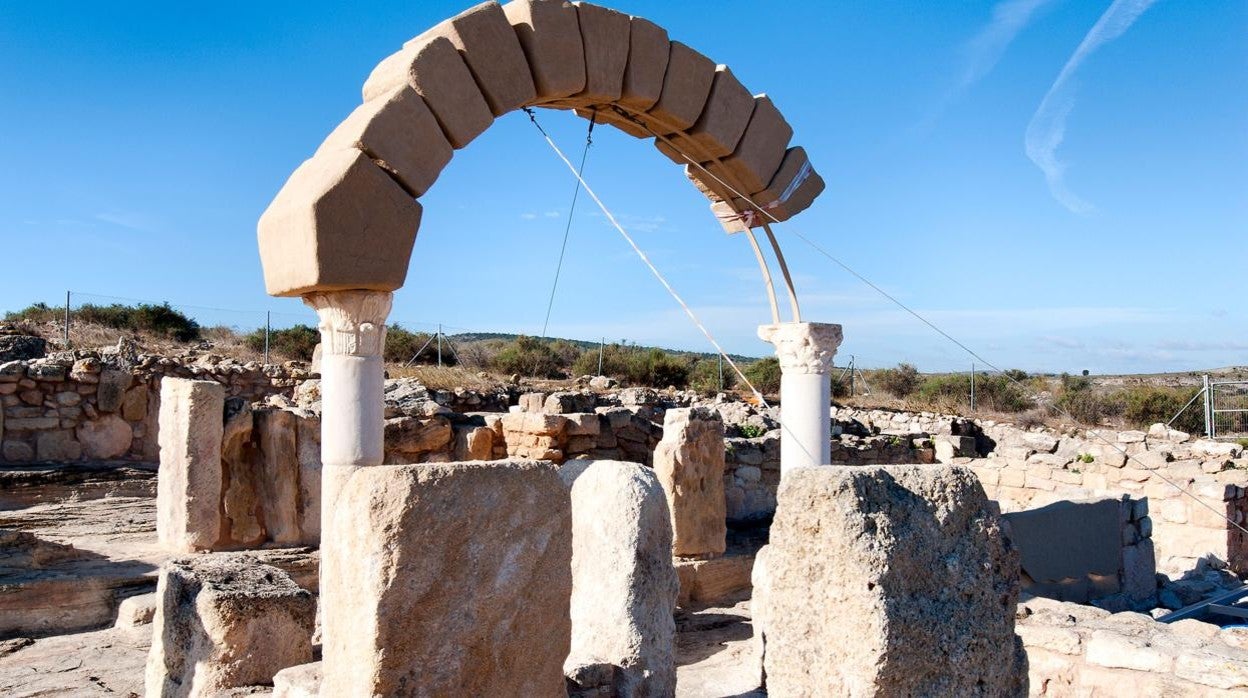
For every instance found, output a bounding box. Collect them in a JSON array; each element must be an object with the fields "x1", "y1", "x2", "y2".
[
  {"x1": 35, "y1": 429, "x2": 82, "y2": 461},
  {"x1": 144, "y1": 555, "x2": 315, "y2": 697},
  {"x1": 96, "y1": 369, "x2": 133, "y2": 413},
  {"x1": 762, "y1": 465, "x2": 1026, "y2": 697},
  {"x1": 571, "y1": 1, "x2": 630, "y2": 103},
  {"x1": 427, "y1": 0, "x2": 536, "y2": 115},
  {"x1": 674, "y1": 553, "x2": 754, "y2": 606},
  {"x1": 744, "y1": 146, "x2": 824, "y2": 222},
  {"x1": 363, "y1": 35, "x2": 494, "y2": 148},
  {"x1": 561, "y1": 460, "x2": 678, "y2": 696},
  {"x1": 504, "y1": 0, "x2": 586, "y2": 101},
  {"x1": 114, "y1": 592, "x2": 158, "y2": 629},
  {"x1": 664, "y1": 66, "x2": 753, "y2": 163},
  {"x1": 704, "y1": 95, "x2": 792, "y2": 195},
  {"x1": 0, "y1": 335, "x2": 46, "y2": 363},
  {"x1": 257, "y1": 148, "x2": 422, "y2": 297},
  {"x1": 645, "y1": 41, "x2": 715, "y2": 134},
  {"x1": 318, "y1": 85, "x2": 452, "y2": 197},
  {"x1": 653, "y1": 407, "x2": 726, "y2": 557},
  {"x1": 273, "y1": 661, "x2": 321, "y2": 698},
  {"x1": 618, "y1": 16, "x2": 668, "y2": 111},
  {"x1": 76, "y1": 413, "x2": 132, "y2": 460},
  {"x1": 157, "y1": 378, "x2": 224, "y2": 552},
  {"x1": 320, "y1": 461, "x2": 571, "y2": 697},
  {"x1": 294, "y1": 411, "x2": 321, "y2": 546},
  {"x1": 383, "y1": 414, "x2": 453, "y2": 462},
  {"x1": 254, "y1": 408, "x2": 301, "y2": 545}
]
